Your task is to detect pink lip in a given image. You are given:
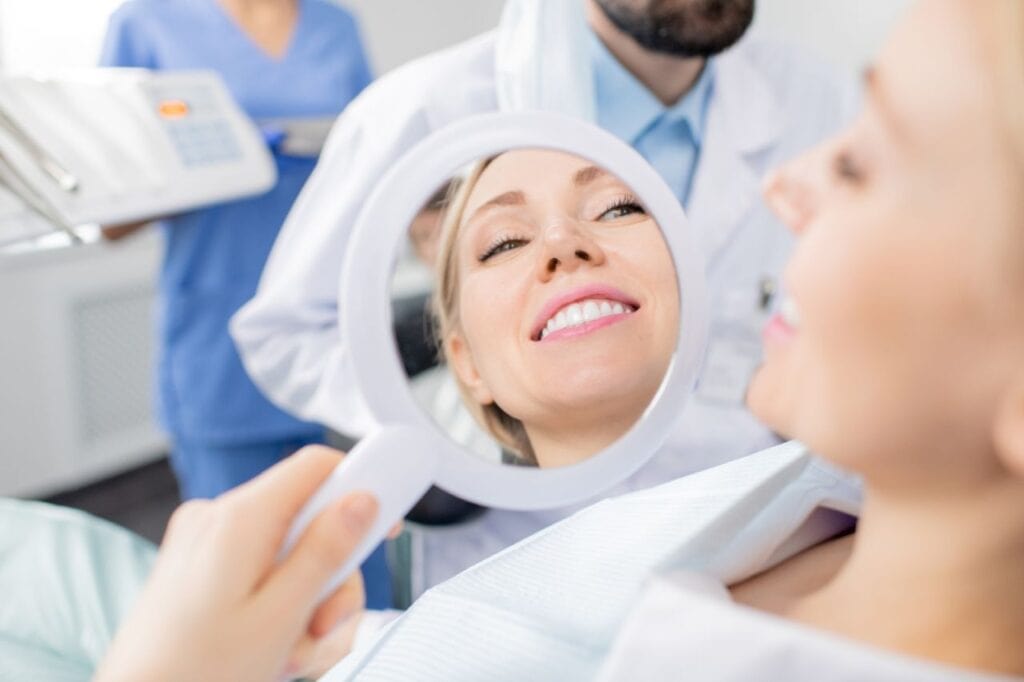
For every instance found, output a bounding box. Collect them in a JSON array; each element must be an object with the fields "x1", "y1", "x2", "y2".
[
  {"x1": 531, "y1": 283, "x2": 640, "y2": 342},
  {"x1": 763, "y1": 314, "x2": 797, "y2": 346},
  {"x1": 539, "y1": 313, "x2": 634, "y2": 343}
]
